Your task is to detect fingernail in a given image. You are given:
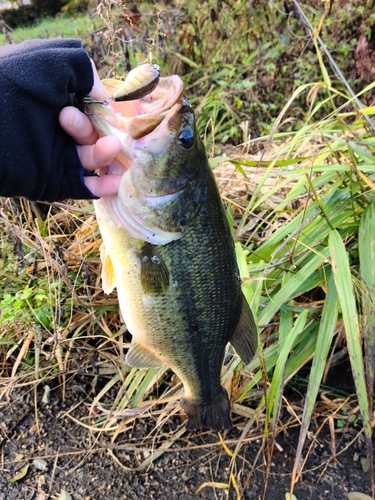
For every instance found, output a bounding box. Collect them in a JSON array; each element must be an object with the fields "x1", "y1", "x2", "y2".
[{"x1": 70, "y1": 110, "x2": 83, "y2": 130}]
